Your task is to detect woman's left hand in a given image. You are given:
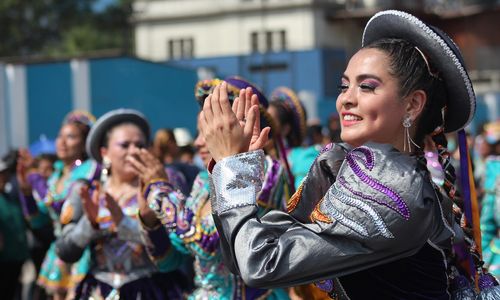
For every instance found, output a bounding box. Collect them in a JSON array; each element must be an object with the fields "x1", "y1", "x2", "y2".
[
  {"x1": 103, "y1": 192, "x2": 124, "y2": 226},
  {"x1": 137, "y1": 180, "x2": 160, "y2": 228},
  {"x1": 126, "y1": 148, "x2": 168, "y2": 183},
  {"x1": 200, "y1": 82, "x2": 270, "y2": 162}
]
